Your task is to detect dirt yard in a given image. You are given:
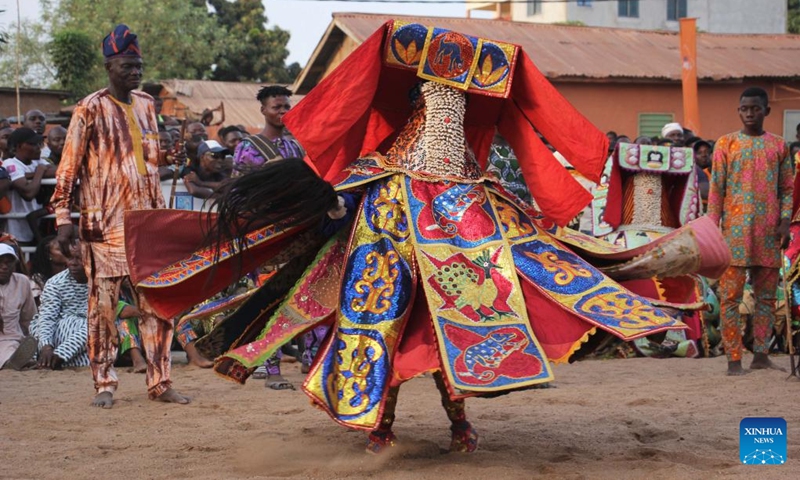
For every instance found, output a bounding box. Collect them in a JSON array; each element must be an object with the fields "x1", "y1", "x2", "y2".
[{"x1": 2, "y1": 354, "x2": 798, "y2": 479}]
